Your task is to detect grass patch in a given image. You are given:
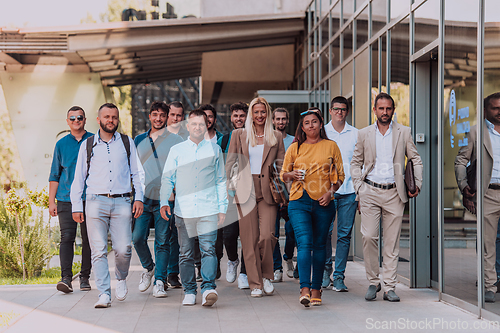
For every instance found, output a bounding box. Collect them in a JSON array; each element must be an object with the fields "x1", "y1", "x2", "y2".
[{"x1": 0, "y1": 262, "x2": 81, "y2": 285}]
